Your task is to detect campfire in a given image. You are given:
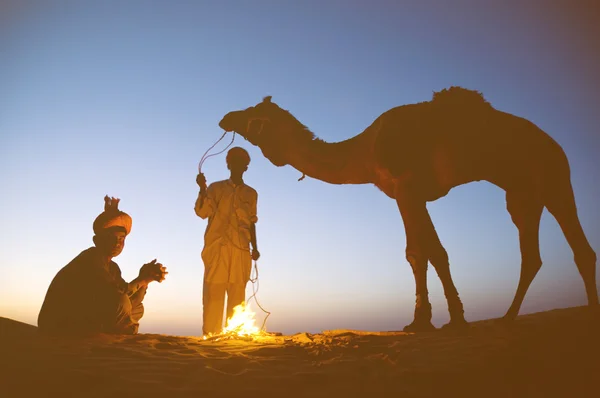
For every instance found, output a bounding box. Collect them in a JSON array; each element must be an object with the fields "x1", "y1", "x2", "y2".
[{"x1": 203, "y1": 303, "x2": 267, "y2": 341}]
